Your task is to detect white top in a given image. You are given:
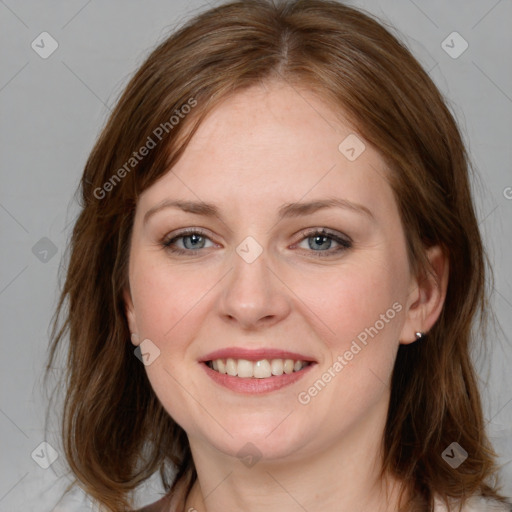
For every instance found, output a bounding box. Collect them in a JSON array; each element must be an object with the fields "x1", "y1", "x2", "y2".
[
  {"x1": 49, "y1": 486, "x2": 511, "y2": 511},
  {"x1": 433, "y1": 495, "x2": 511, "y2": 511}
]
